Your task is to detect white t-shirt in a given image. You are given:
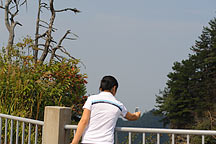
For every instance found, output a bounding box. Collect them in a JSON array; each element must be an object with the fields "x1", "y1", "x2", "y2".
[{"x1": 81, "y1": 92, "x2": 128, "y2": 144}]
